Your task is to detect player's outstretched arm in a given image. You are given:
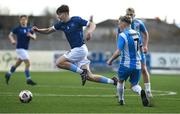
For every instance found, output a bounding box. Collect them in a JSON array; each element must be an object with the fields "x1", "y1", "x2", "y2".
[
  {"x1": 8, "y1": 32, "x2": 16, "y2": 45},
  {"x1": 32, "y1": 26, "x2": 55, "y2": 34}
]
